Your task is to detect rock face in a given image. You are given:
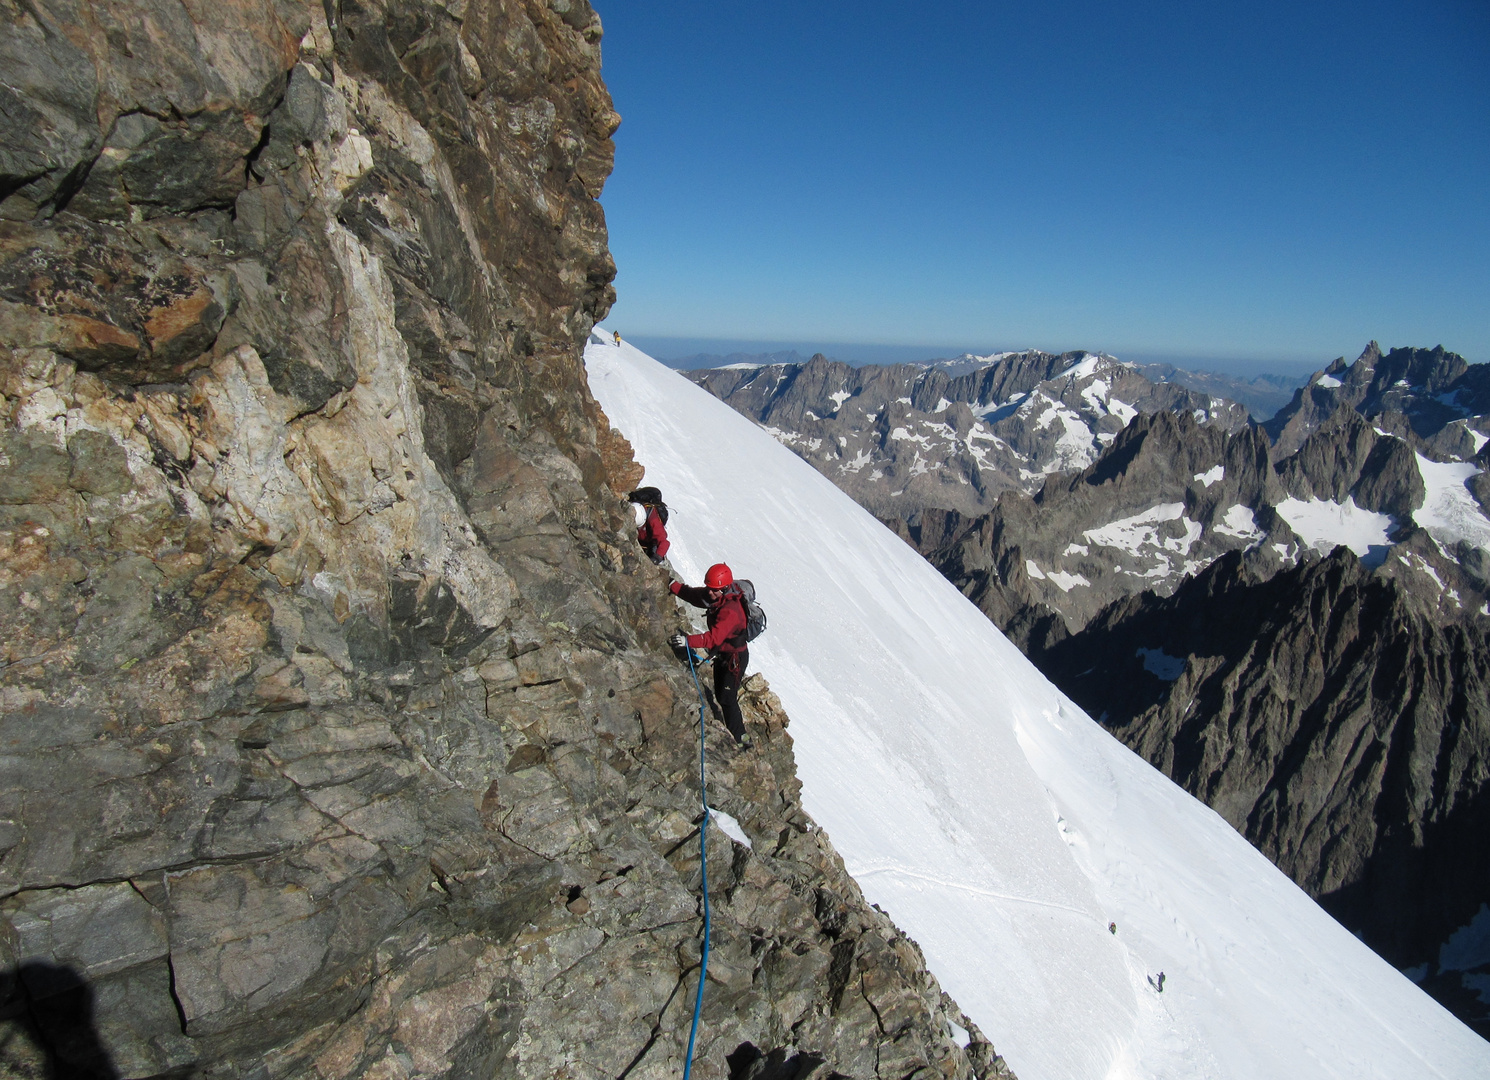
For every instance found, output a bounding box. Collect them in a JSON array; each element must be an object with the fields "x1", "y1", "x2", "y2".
[
  {"x1": 0, "y1": 3, "x2": 1007, "y2": 1077},
  {"x1": 687, "y1": 351, "x2": 1249, "y2": 520},
  {"x1": 1266, "y1": 342, "x2": 1489, "y2": 458},
  {"x1": 1040, "y1": 550, "x2": 1490, "y2": 1036}
]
